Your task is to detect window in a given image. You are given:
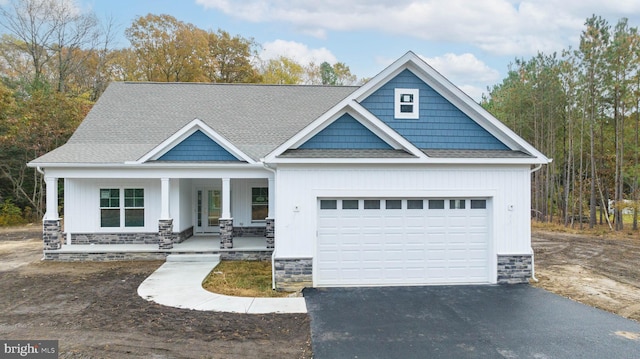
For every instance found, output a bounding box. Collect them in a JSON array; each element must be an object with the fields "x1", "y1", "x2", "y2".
[
  {"x1": 125, "y1": 189, "x2": 145, "y2": 227},
  {"x1": 386, "y1": 200, "x2": 402, "y2": 209},
  {"x1": 394, "y1": 88, "x2": 419, "y2": 119},
  {"x1": 342, "y1": 200, "x2": 359, "y2": 209},
  {"x1": 252, "y1": 187, "x2": 268, "y2": 221},
  {"x1": 471, "y1": 200, "x2": 487, "y2": 209},
  {"x1": 450, "y1": 199, "x2": 466, "y2": 209},
  {"x1": 100, "y1": 189, "x2": 120, "y2": 227},
  {"x1": 428, "y1": 200, "x2": 445, "y2": 209},
  {"x1": 100, "y1": 188, "x2": 144, "y2": 228},
  {"x1": 364, "y1": 200, "x2": 381, "y2": 209},
  {"x1": 320, "y1": 200, "x2": 337, "y2": 210},
  {"x1": 407, "y1": 200, "x2": 423, "y2": 209}
]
